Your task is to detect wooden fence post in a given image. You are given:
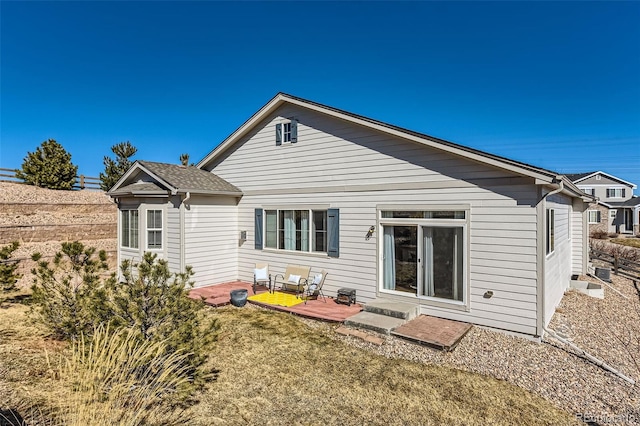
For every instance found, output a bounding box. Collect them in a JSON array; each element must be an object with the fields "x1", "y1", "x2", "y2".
[
  {"x1": 613, "y1": 255, "x2": 619, "y2": 275},
  {"x1": 79, "y1": 174, "x2": 85, "y2": 189}
]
